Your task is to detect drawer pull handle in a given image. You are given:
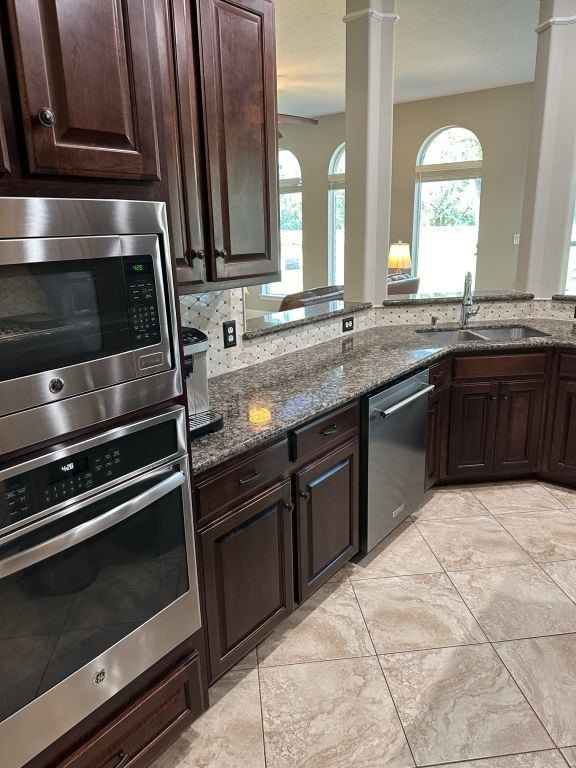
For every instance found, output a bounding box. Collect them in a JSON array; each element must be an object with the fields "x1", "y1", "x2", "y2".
[
  {"x1": 113, "y1": 753, "x2": 130, "y2": 768},
  {"x1": 238, "y1": 470, "x2": 261, "y2": 486},
  {"x1": 321, "y1": 425, "x2": 340, "y2": 436},
  {"x1": 300, "y1": 491, "x2": 311, "y2": 502}
]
